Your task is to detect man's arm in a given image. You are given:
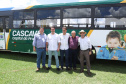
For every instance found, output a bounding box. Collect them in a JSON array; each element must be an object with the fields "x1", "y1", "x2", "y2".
[
  {"x1": 57, "y1": 42, "x2": 61, "y2": 52},
  {"x1": 88, "y1": 38, "x2": 92, "y2": 55},
  {"x1": 33, "y1": 35, "x2": 36, "y2": 51},
  {"x1": 57, "y1": 35, "x2": 61, "y2": 52},
  {"x1": 46, "y1": 35, "x2": 49, "y2": 51},
  {"x1": 46, "y1": 42, "x2": 48, "y2": 51}
]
